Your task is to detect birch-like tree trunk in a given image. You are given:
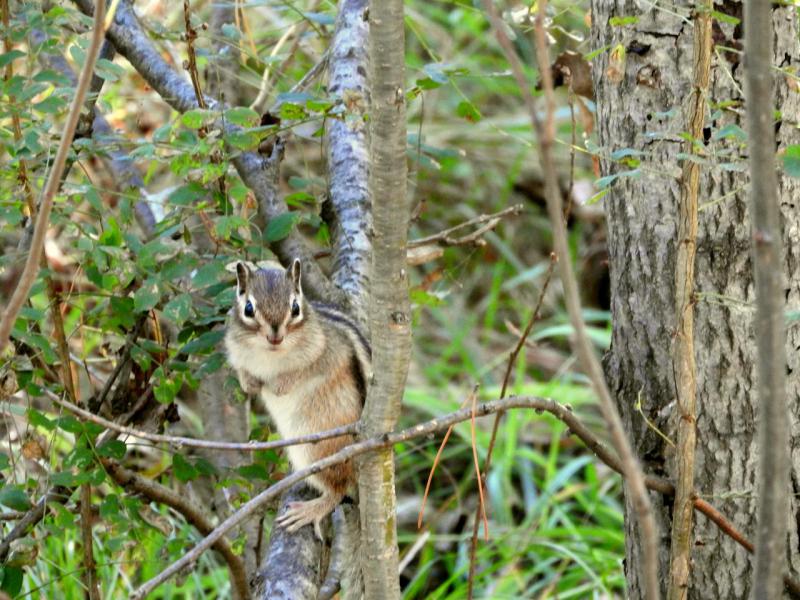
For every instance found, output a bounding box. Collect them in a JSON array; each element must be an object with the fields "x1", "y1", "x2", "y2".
[
  {"x1": 591, "y1": 2, "x2": 800, "y2": 597},
  {"x1": 357, "y1": 0, "x2": 409, "y2": 597}
]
